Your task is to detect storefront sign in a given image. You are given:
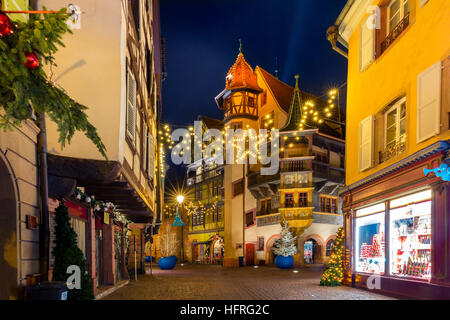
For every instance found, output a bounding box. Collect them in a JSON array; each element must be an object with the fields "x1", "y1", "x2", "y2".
[{"x1": 424, "y1": 164, "x2": 450, "y2": 181}]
